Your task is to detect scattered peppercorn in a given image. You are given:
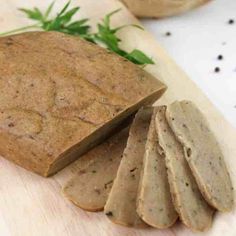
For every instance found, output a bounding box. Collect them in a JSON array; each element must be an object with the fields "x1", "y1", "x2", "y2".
[
  {"x1": 105, "y1": 211, "x2": 113, "y2": 217},
  {"x1": 130, "y1": 167, "x2": 137, "y2": 173},
  {"x1": 214, "y1": 67, "x2": 220, "y2": 73},
  {"x1": 228, "y1": 19, "x2": 234, "y2": 24},
  {"x1": 217, "y1": 55, "x2": 223, "y2": 60},
  {"x1": 165, "y1": 31, "x2": 171, "y2": 36},
  {"x1": 8, "y1": 122, "x2": 15, "y2": 127},
  {"x1": 104, "y1": 180, "x2": 113, "y2": 189}
]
